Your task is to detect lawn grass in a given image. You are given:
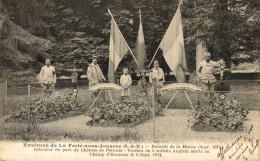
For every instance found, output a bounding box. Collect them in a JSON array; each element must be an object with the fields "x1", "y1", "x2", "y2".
[{"x1": 1, "y1": 124, "x2": 142, "y2": 142}]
